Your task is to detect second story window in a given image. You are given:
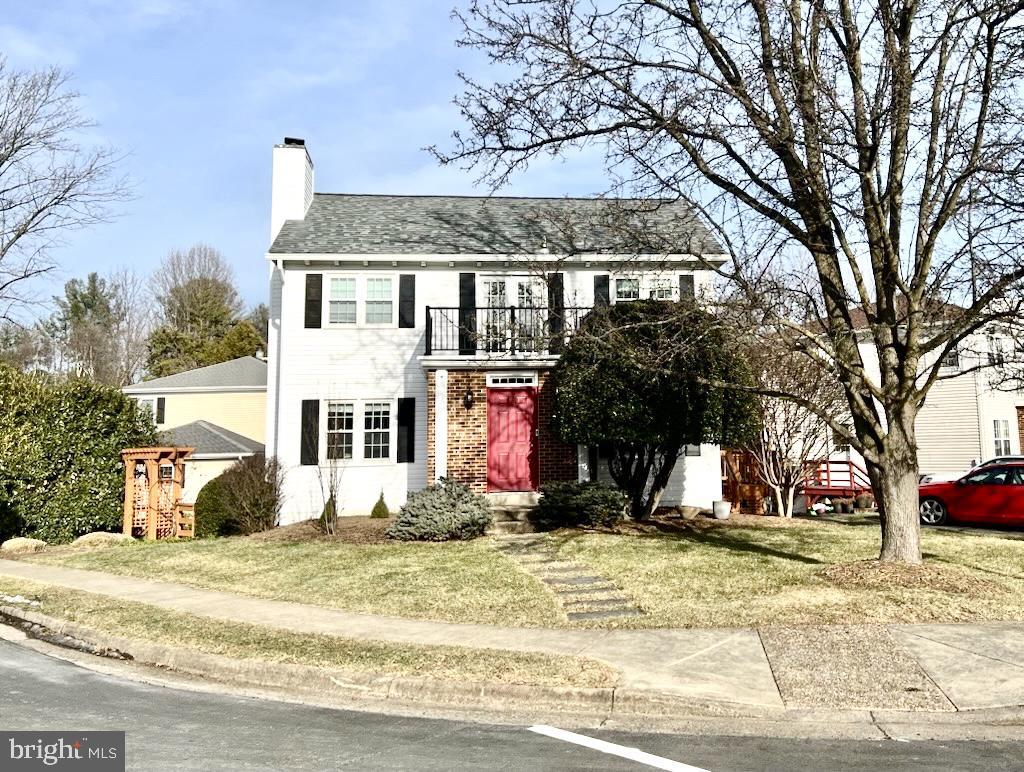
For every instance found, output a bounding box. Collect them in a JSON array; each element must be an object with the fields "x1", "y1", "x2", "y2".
[
  {"x1": 649, "y1": 279, "x2": 674, "y2": 300},
  {"x1": 615, "y1": 277, "x2": 640, "y2": 301},
  {"x1": 365, "y1": 278, "x2": 393, "y2": 324},
  {"x1": 325, "y1": 276, "x2": 396, "y2": 327},
  {"x1": 329, "y1": 278, "x2": 356, "y2": 324},
  {"x1": 941, "y1": 348, "x2": 960, "y2": 369}
]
